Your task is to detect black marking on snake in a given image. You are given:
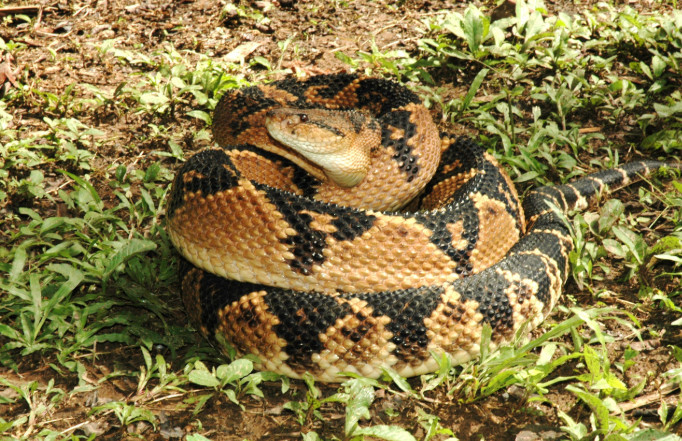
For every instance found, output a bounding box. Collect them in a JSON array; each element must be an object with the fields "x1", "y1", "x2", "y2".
[
  {"x1": 355, "y1": 77, "x2": 422, "y2": 114},
  {"x1": 270, "y1": 74, "x2": 361, "y2": 110},
  {"x1": 380, "y1": 109, "x2": 421, "y2": 177},
  {"x1": 420, "y1": 137, "x2": 521, "y2": 222},
  {"x1": 358, "y1": 288, "x2": 442, "y2": 361},
  {"x1": 448, "y1": 221, "x2": 572, "y2": 332},
  {"x1": 264, "y1": 287, "x2": 444, "y2": 367},
  {"x1": 426, "y1": 138, "x2": 477, "y2": 191},
  {"x1": 273, "y1": 74, "x2": 422, "y2": 118},
  {"x1": 236, "y1": 145, "x2": 322, "y2": 200},
  {"x1": 566, "y1": 178, "x2": 607, "y2": 200},
  {"x1": 218, "y1": 86, "x2": 280, "y2": 135},
  {"x1": 309, "y1": 121, "x2": 344, "y2": 137},
  {"x1": 273, "y1": 204, "x2": 325, "y2": 275},
  {"x1": 403, "y1": 136, "x2": 526, "y2": 277},
  {"x1": 426, "y1": 138, "x2": 486, "y2": 198},
  {"x1": 329, "y1": 210, "x2": 377, "y2": 242},
  {"x1": 264, "y1": 290, "x2": 353, "y2": 369},
  {"x1": 449, "y1": 265, "x2": 519, "y2": 339},
  {"x1": 405, "y1": 140, "x2": 522, "y2": 277},
  {"x1": 289, "y1": 169, "x2": 325, "y2": 200},
  {"x1": 180, "y1": 258, "x2": 270, "y2": 337},
  {"x1": 524, "y1": 162, "x2": 669, "y2": 218},
  {"x1": 168, "y1": 149, "x2": 239, "y2": 218},
  {"x1": 256, "y1": 183, "x2": 377, "y2": 274},
  {"x1": 293, "y1": 74, "x2": 358, "y2": 100},
  {"x1": 340, "y1": 311, "x2": 370, "y2": 343},
  {"x1": 514, "y1": 231, "x2": 568, "y2": 306},
  {"x1": 479, "y1": 160, "x2": 524, "y2": 221},
  {"x1": 412, "y1": 206, "x2": 478, "y2": 277}
]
